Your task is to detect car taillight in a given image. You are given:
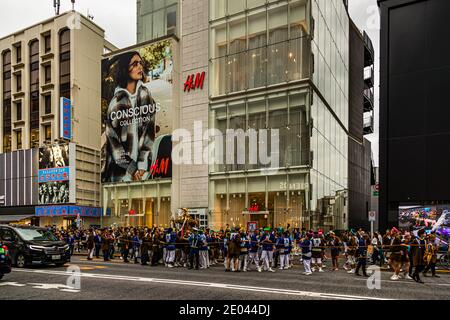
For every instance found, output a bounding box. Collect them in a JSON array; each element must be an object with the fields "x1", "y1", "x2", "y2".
[{"x1": 2, "y1": 245, "x2": 9, "y2": 257}]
